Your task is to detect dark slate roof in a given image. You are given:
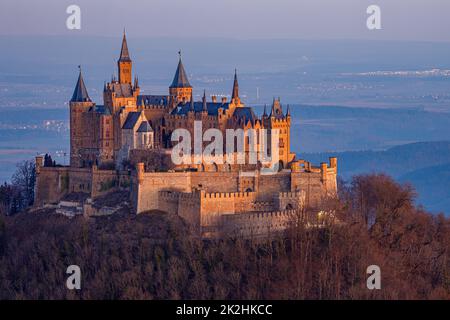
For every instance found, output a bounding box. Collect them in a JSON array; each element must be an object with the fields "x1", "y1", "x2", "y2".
[
  {"x1": 110, "y1": 82, "x2": 133, "y2": 98},
  {"x1": 171, "y1": 101, "x2": 230, "y2": 116},
  {"x1": 170, "y1": 58, "x2": 191, "y2": 88},
  {"x1": 137, "y1": 95, "x2": 169, "y2": 106},
  {"x1": 118, "y1": 32, "x2": 131, "y2": 62},
  {"x1": 122, "y1": 112, "x2": 141, "y2": 129},
  {"x1": 233, "y1": 107, "x2": 257, "y2": 122},
  {"x1": 71, "y1": 71, "x2": 91, "y2": 102},
  {"x1": 269, "y1": 99, "x2": 285, "y2": 119},
  {"x1": 94, "y1": 105, "x2": 111, "y2": 115},
  {"x1": 232, "y1": 69, "x2": 239, "y2": 99},
  {"x1": 137, "y1": 121, "x2": 153, "y2": 133}
]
